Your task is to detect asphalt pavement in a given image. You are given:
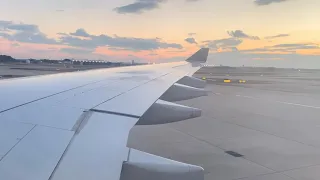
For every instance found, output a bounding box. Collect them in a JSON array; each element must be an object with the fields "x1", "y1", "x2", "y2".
[{"x1": 128, "y1": 67, "x2": 320, "y2": 180}]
